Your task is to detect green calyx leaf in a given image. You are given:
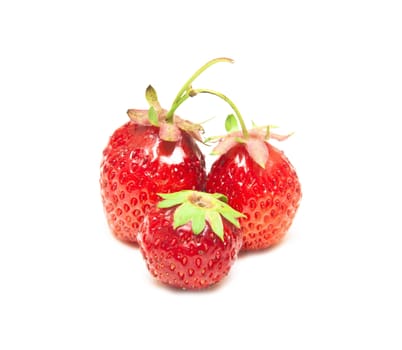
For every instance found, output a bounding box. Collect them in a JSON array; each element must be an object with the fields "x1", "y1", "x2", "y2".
[
  {"x1": 145, "y1": 85, "x2": 162, "y2": 127},
  {"x1": 158, "y1": 191, "x2": 191, "y2": 208},
  {"x1": 210, "y1": 192, "x2": 228, "y2": 203},
  {"x1": 206, "y1": 211, "x2": 224, "y2": 240},
  {"x1": 191, "y1": 209, "x2": 206, "y2": 235},
  {"x1": 225, "y1": 114, "x2": 239, "y2": 133},
  {"x1": 157, "y1": 190, "x2": 244, "y2": 241},
  {"x1": 148, "y1": 106, "x2": 159, "y2": 126},
  {"x1": 174, "y1": 202, "x2": 204, "y2": 232},
  {"x1": 145, "y1": 85, "x2": 162, "y2": 111}
]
